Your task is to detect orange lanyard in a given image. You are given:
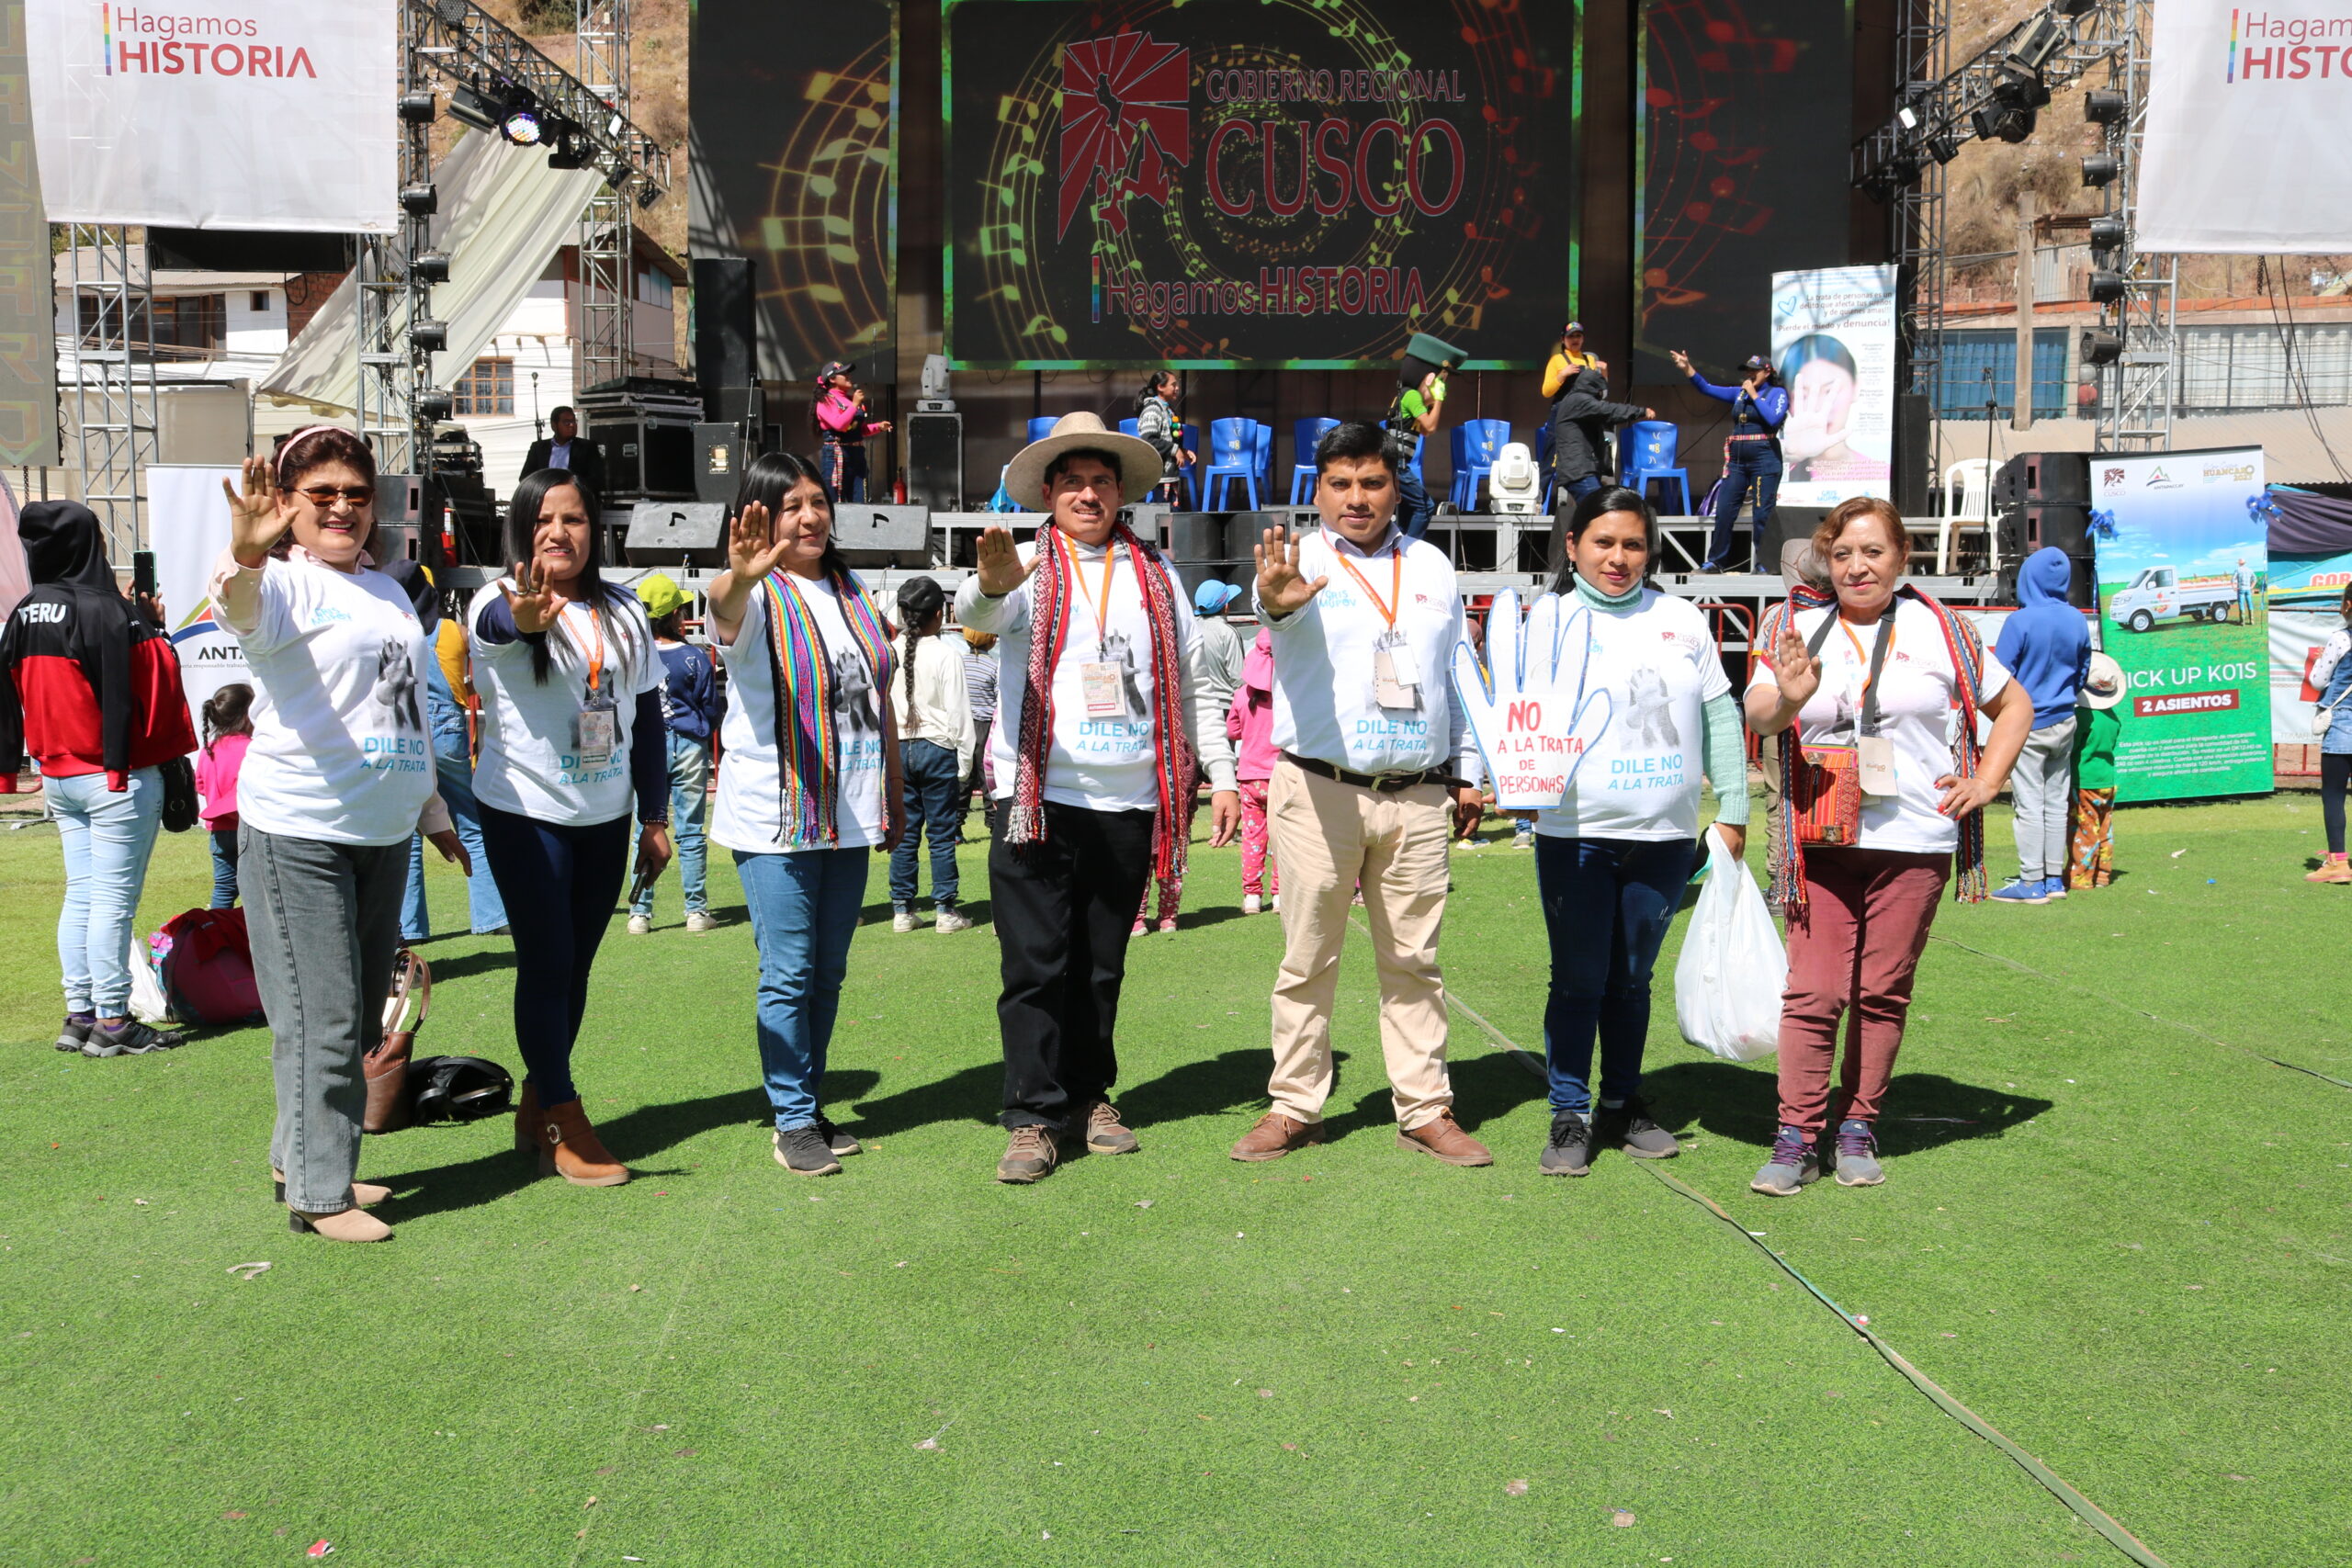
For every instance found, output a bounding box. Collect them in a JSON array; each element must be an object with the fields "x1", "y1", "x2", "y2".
[
  {"x1": 569, "y1": 602, "x2": 606, "y2": 695},
  {"x1": 1330, "y1": 542, "x2": 1403, "y2": 630},
  {"x1": 1838, "y1": 615, "x2": 1893, "y2": 697},
  {"x1": 1067, "y1": 547, "x2": 1118, "y2": 649}
]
